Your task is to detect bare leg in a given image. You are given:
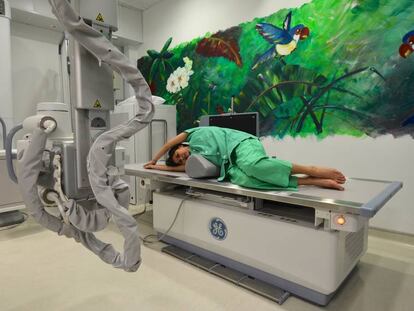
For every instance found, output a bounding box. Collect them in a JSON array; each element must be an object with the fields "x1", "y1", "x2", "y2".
[
  {"x1": 291, "y1": 164, "x2": 346, "y2": 184},
  {"x1": 297, "y1": 177, "x2": 344, "y2": 191}
]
